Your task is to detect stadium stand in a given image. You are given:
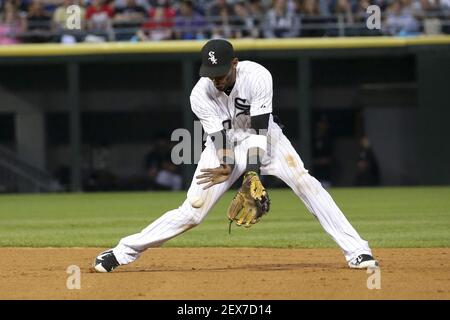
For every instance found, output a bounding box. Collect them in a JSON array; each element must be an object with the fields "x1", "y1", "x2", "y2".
[{"x1": 0, "y1": 0, "x2": 449, "y2": 44}]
